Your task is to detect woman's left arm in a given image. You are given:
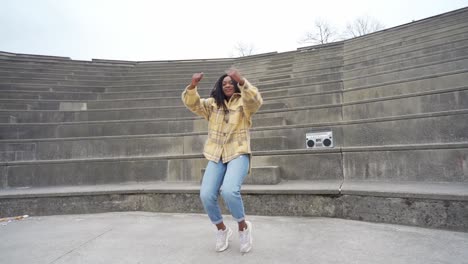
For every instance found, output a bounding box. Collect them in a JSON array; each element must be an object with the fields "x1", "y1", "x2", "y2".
[{"x1": 227, "y1": 69, "x2": 263, "y2": 118}]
